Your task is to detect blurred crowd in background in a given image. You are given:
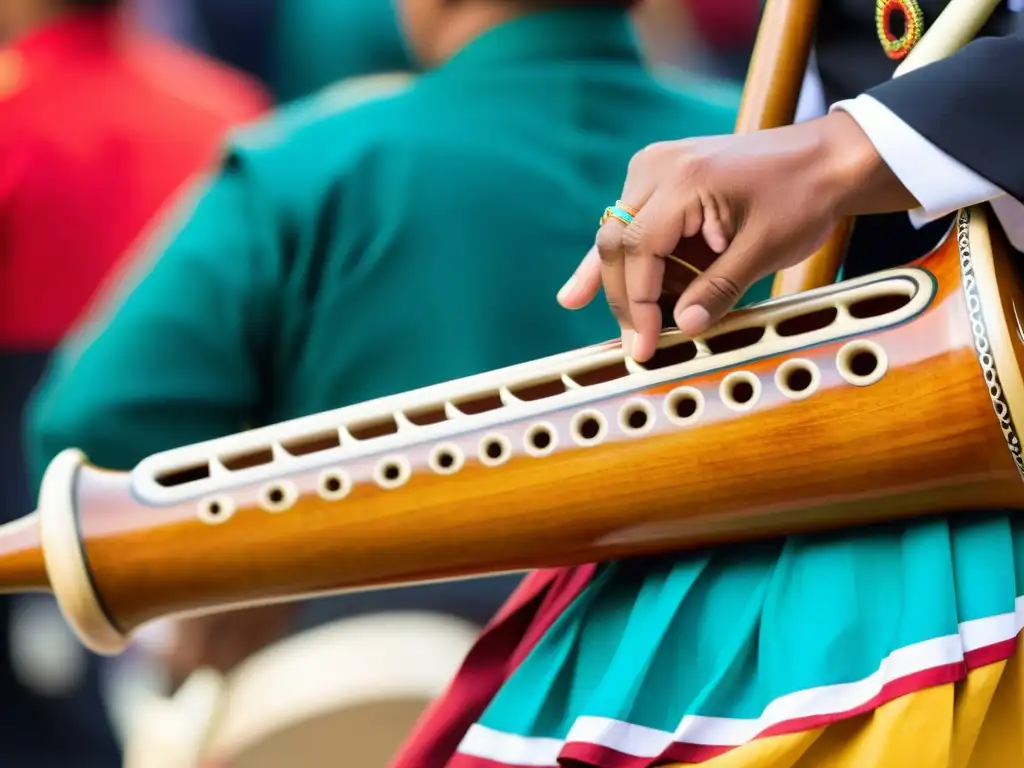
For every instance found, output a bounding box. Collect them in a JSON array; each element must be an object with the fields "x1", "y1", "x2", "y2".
[
  {"x1": 130, "y1": 0, "x2": 762, "y2": 96},
  {"x1": 0, "y1": 0, "x2": 797, "y2": 765}
]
